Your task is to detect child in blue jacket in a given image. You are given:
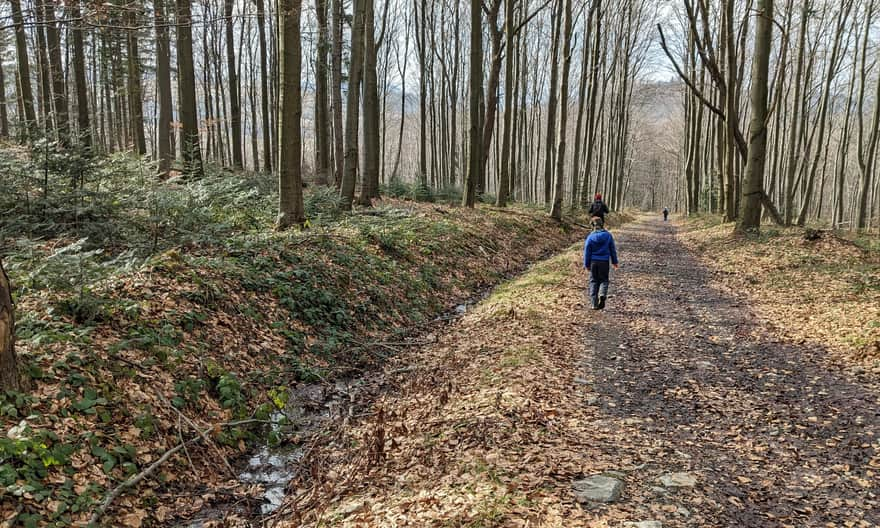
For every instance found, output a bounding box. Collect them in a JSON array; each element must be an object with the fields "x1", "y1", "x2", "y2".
[{"x1": 583, "y1": 216, "x2": 619, "y2": 310}]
